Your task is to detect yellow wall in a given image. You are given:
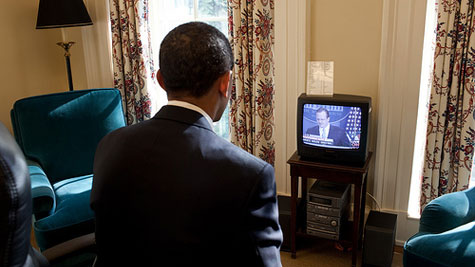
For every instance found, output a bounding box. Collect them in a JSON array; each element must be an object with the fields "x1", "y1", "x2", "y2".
[
  {"x1": 309, "y1": 1, "x2": 383, "y2": 194},
  {"x1": 0, "y1": 1, "x2": 88, "y2": 133},
  {"x1": 310, "y1": 0, "x2": 382, "y2": 148}
]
